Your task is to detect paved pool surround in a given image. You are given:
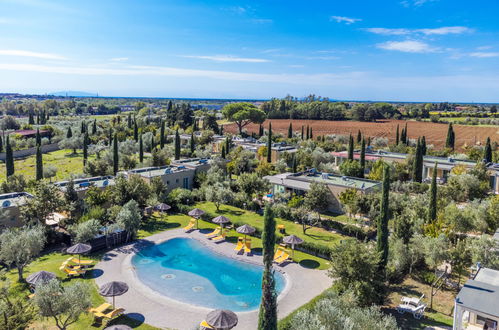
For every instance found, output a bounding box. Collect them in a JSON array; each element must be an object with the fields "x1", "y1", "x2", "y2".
[{"x1": 95, "y1": 228, "x2": 331, "y2": 329}]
